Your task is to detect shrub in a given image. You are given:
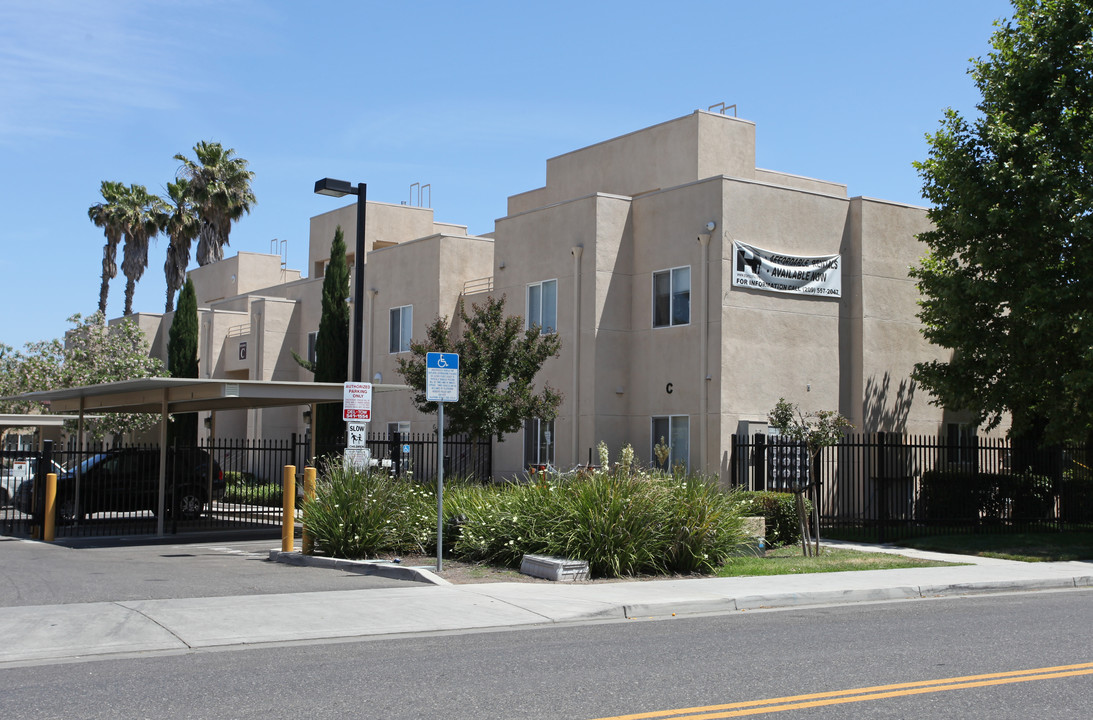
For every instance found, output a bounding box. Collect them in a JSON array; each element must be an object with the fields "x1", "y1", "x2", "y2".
[
  {"x1": 731, "y1": 491, "x2": 810, "y2": 547},
  {"x1": 921, "y1": 470, "x2": 1054, "y2": 522},
  {"x1": 303, "y1": 459, "x2": 434, "y2": 558},
  {"x1": 222, "y1": 472, "x2": 281, "y2": 506},
  {"x1": 453, "y1": 469, "x2": 748, "y2": 577}
]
